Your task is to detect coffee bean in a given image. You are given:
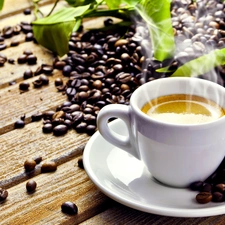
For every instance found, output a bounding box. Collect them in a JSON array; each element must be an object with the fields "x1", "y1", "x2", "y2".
[
  {"x1": 21, "y1": 24, "x2": 32, "y2": 33},
  {"x1": 33, "y1": 79, "x2": 43, "y2": 88},
  {"x1": 39, "y1": 75, "x2": 49, "y2": 85},
  {"x1": 14, "y1": 119, "x2": 25, "y2": 128},
  {"x1": 214, "y1": 183, "x2": 225, "y2": 192},
  {"x1": 23, "y1": 8, "x2": 31, "y2": 15},
  {"x1": 23, "y1": 69, "x2": 33, "y2": 79},
  {"x1": 8, "y1": 58, "x2": 15, "y2": 64},
  {"x1": 0, "y1": 188, "x2": 8, "y2": 201},
  {"x1": 77, "y1": 158, "x2": 84, "y2": 169},
  {"x1": 23, "y1": 50, "x2": 33, "y2": 55},
  {"x1": 33, "y1": 156, "x2": 42, "y2": 164},
  {"x1": 10, "y1": 39, "x2": 20, "y2": 47},
  {"x1": 43, "y1": 111, "x2": 55, "y2": 120},
  {"x1": 0, "y1": 43, "x2": 6, "y2": 51},
  {"x1": 42, "y1": 64, "x2": 54, "y2": 74},
  {"x1": 212, "y1": 192, "x2": 224, "y2": 202},
  {"x1": 54, "y1": 78, "x2": 64, "y2": 86},
  {"x1": 2, "y1": 26, "x2": 13, "y2": 38},
  {"x1": 63, "y1": 65, "x2": 72, "y2": 76},
  {"x1": 42, "y1": 123, "x2": 53, "y2": 133},
  {"x1": 54, "y1": 60, "x2": 66, "y2": 70},
  {"x1": 24, "y1": 159, "x2": 36, "y2": 172},
  {"x1": 53, "y1": 124, "x2": 68, "y2": 136},
  {"x1": 27, "y1": 54, "x2": 37, "y2": 65},
  {"x1": 189, "y1": 181, "x2": 203, "y2": 191},
  {"x1": 201, "y1": 183, "x2": 212, "y2": 193},
  {"x1": 25, "y1": 32, "x2": 34, "y2": 41},
  {"x1": 26, "y1": 180, "x2": 37, "y2": 193},
  {"x1": 75, "y1": 122, "x2": 87, "y2": 133},
  {"x1": 17, "y1": 54, "x2": 27, "y2": 64},
  {"x1": 61, "y1": 201, "x2": 78, "y2": 215},
  {"x1": 41, "y1": 161, "x2": 57, "y2": 173},
  {"x1": 196, "y1": 192, "x2": 212, "y2": 204},
  {"x1": 19, "y1": 81, "x2": 30, "y2": 91},
  {"x1": 86, "y1": 124, "x2": 96, "y2": 134}
]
